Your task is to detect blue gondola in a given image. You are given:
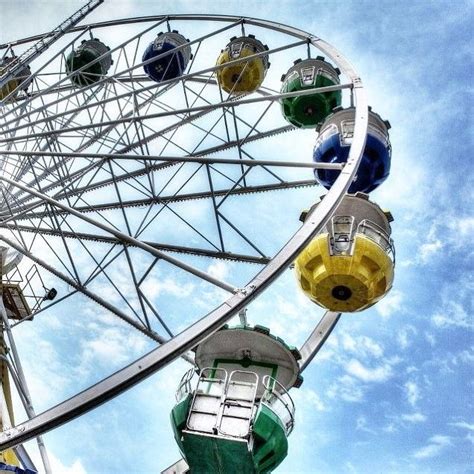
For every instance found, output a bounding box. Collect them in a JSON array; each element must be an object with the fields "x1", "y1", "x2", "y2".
[
  {"x1": 0, "y1": 462, "x2": 36, "y2": 474},
  {"x1": 313, "y1": 107, "x2": 391, "y2": 193},
  {"x1": 142, "y1": 31, "x2": 191, "y2": 82}
]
